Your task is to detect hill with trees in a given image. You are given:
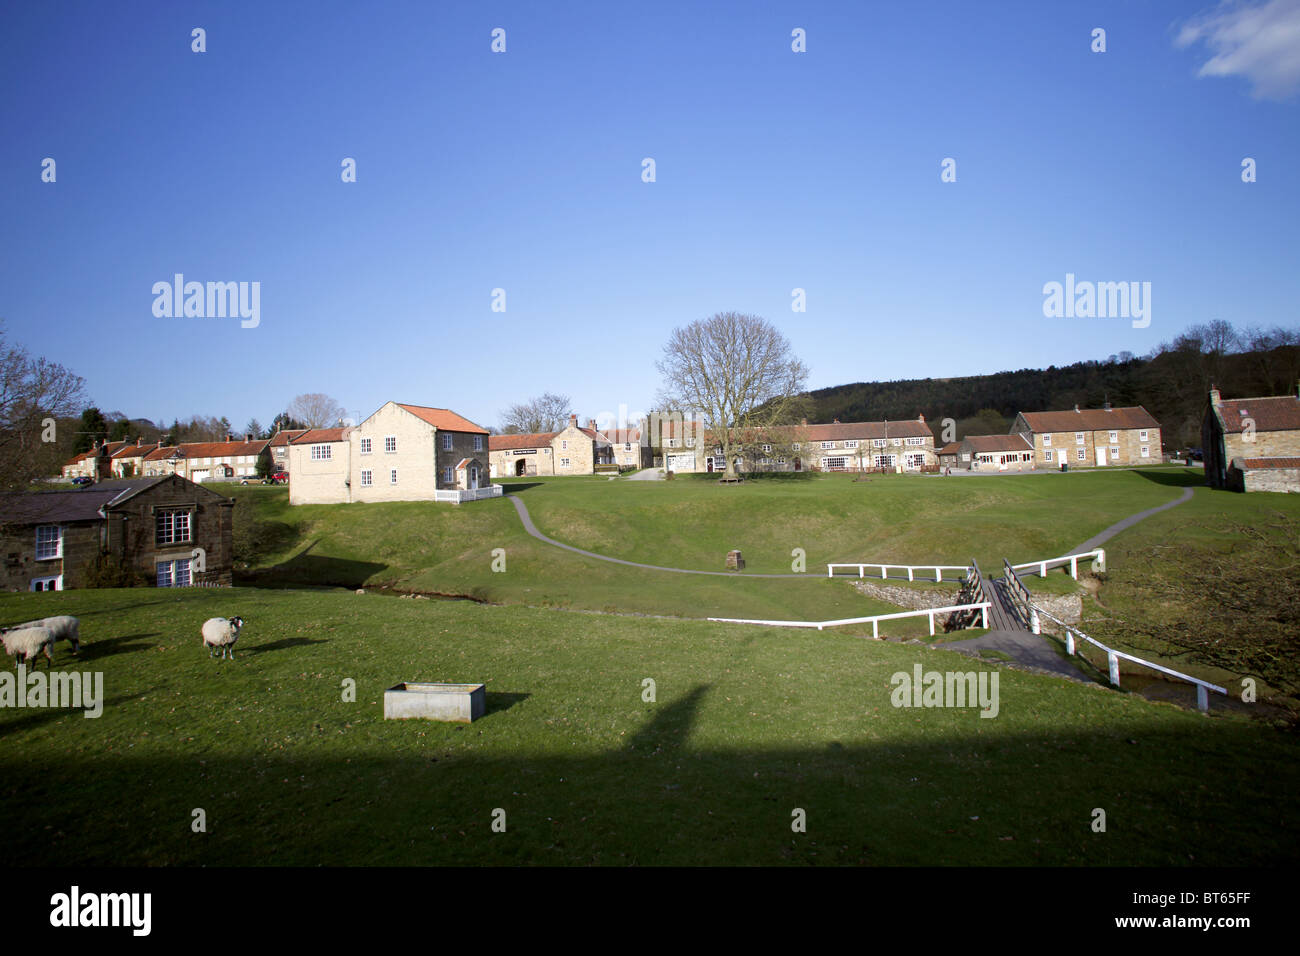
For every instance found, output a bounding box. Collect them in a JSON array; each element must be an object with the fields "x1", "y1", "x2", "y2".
[{"x1": 803, "y1": 322, "x2": 1299, "y2": 448}]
